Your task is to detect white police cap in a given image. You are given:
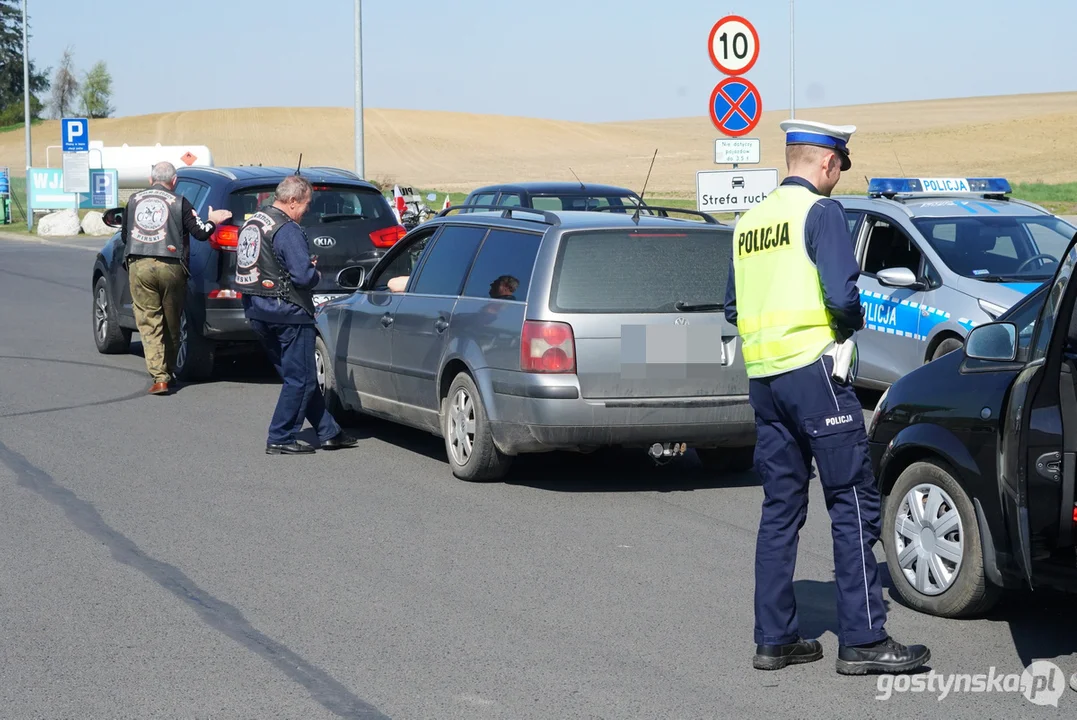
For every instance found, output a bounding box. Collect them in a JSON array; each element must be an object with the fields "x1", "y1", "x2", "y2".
[{"x1": 779, "y1": 119, "x2": 857, "y2": 171}]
